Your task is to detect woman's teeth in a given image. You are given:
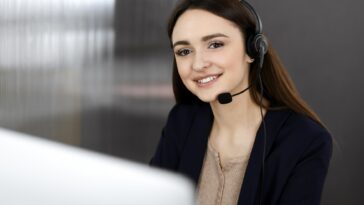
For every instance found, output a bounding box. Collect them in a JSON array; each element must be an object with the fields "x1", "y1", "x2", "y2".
[{"x1": 198, "y1": 75, "x2": 218, "y2": 84}]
